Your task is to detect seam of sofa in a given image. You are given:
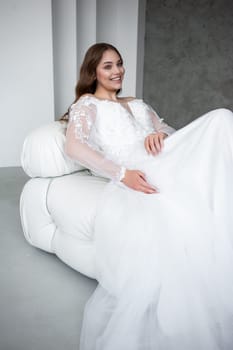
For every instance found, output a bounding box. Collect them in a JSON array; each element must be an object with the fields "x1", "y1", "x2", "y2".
[
  {"x1": 45, "y1": 177, "x2": 54, "y2": 215},
  {"x1": 45, "y1": 178, "x2": 58, "y2": 252},
  {"x1": 19, "y1": 184, "x2": 33, "y2": 244}
]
